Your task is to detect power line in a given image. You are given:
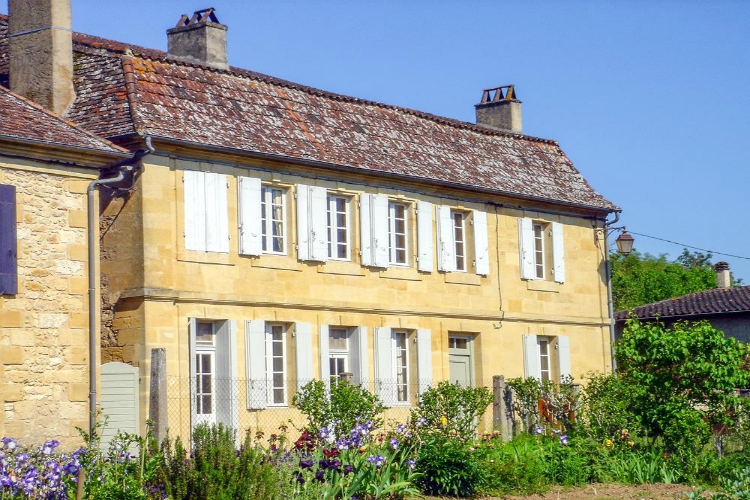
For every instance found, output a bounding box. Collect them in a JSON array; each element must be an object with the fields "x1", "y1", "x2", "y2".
[{"x1": 627, "y1": 230, "x2": 750, "y2": 261}]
